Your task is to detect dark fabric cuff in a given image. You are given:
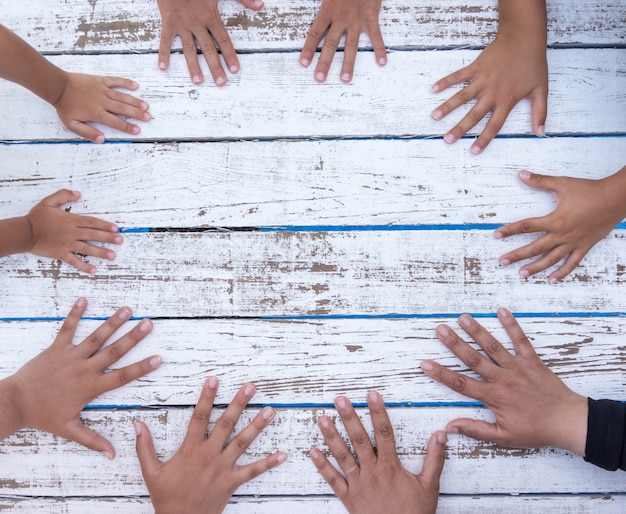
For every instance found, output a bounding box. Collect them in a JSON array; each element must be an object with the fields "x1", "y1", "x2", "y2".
[{"x1": 584, "y1": 398, "x2": 626, "y2": 471}]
